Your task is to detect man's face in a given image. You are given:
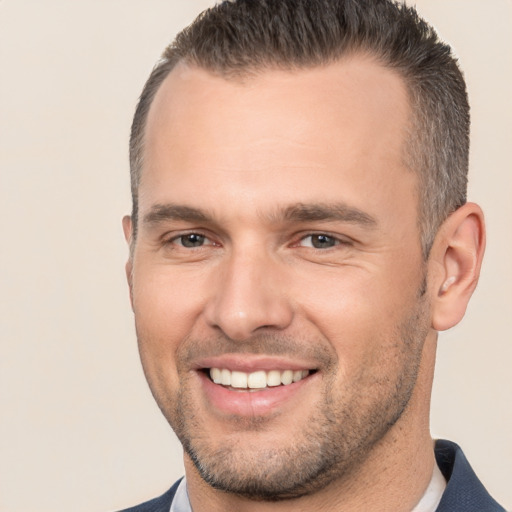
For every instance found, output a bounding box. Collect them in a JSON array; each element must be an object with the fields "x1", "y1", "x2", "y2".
[{"x1": 127, "y1": 57, "x2": 432, "y2": 499}]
